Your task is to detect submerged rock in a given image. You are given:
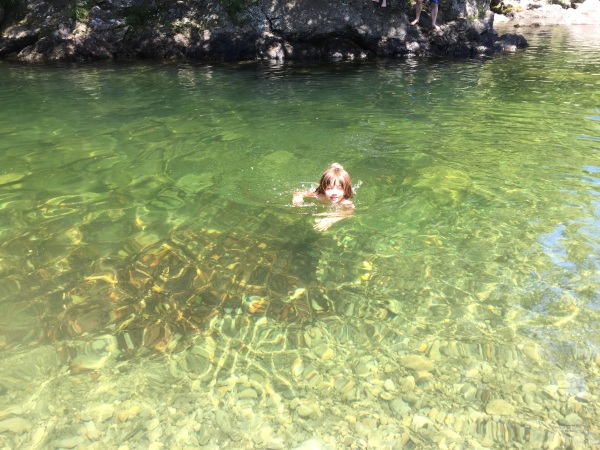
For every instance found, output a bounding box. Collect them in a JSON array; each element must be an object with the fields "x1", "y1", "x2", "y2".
[
  {"x1": 399, "y1": 355, "x2": 435, "y2": 372},
  {"x1": 0, "y1": 417, "x2": 31, "y2": 434},
  {"x1": 559, "y1": 413, "x2": 584, "y2": 426},
  {"x1": 294, "y1": 438, "x2": 326, "y2": 450},
  {"x1": 485, "y1": 399, "x2": 514, "y2": 416}
]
